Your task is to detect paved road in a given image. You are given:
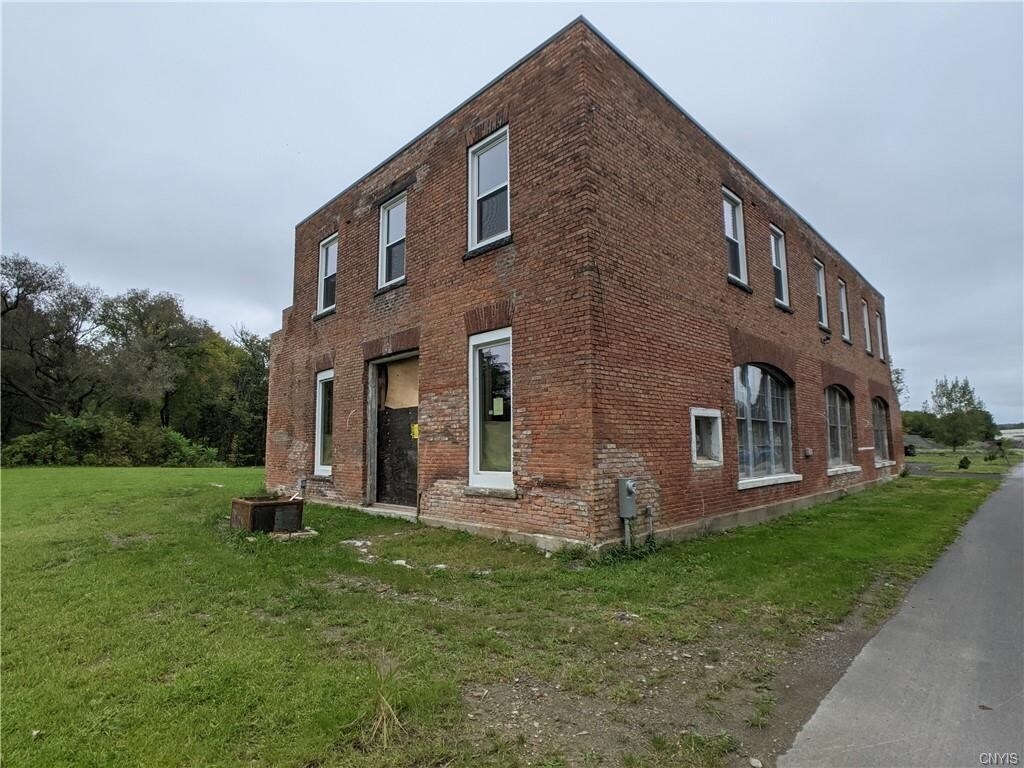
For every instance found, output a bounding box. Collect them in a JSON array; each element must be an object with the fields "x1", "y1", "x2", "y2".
[{"x1": 780, "y1": 466, "x2": 1024, "y2": 768}]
